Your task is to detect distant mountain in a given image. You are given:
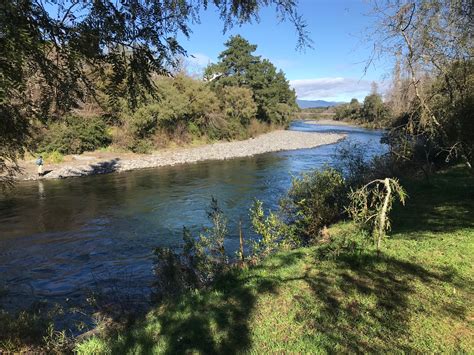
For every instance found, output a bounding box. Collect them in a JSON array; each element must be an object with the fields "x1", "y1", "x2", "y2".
[{"x1": 297, "y1": 99, "x2": 344, "y2": 109}]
